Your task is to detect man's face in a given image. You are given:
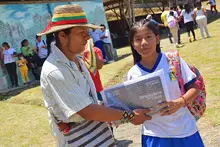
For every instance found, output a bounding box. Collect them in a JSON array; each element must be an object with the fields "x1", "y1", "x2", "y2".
[
  {"x1": 101, "y1": 27, "x2": 105, "y2": 32},
  {"x1": 62, "y1": 27, "x2": 90, "y2": 54}
]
